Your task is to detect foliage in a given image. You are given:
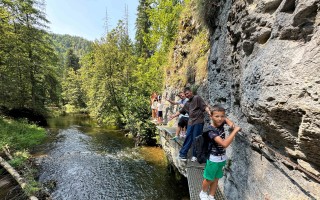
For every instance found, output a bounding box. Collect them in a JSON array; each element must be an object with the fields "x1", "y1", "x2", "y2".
[
  {"x1": 195, "y1": 0, "x2": 220, "y2": 32},
  {"x1": 121, "y1": 0, "x2": 185, "y2": 142},
  {"x1": 50, "y1": 33, "x2": 93, "y2": 58},
  {"x1": 0, "y1": 0, "x2": 210, "y2": 146},
  {"x1": 0, "y1": 116, "x2": 46, "y2": 196},
  {"x1": 65, "y1": 49, "x2": 80, "y2": 71},
  {"x1": 145, "y1": 0, "x2": 183, "y2": 52},
  {"x1": 61, "y1": 69, "x2": 86, "y2": 109},
  {"x1": 0, "y1": 0, "x2": 59, "y2": 111},
  {"x1": 9, "y1": 150, "x2": 42, "y2": 196},
  {"x1": 80, "y1": 21, "x2": 137, "y2": 126},
  {"x1": 122, "y1": 91, "x2": 157, "y2": 144},
  {"x1": 134, "y1": 51, "x2": 166, "y2": 96},
  {"x1": 135, "y1": 0, "x2": 152, "y2": 58},
  {"x1": 164, "y1": 0, "x2": 210, "y2": 88},
  {"x1": 50, "y1": 33, "x2": 93, "y2": 76},
  {"x1": 0, "y1": 117, "x2": 46, "y2": 150},
  {"x1": 8, "y1": 150, "x2": 30, "y2": 168}
]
